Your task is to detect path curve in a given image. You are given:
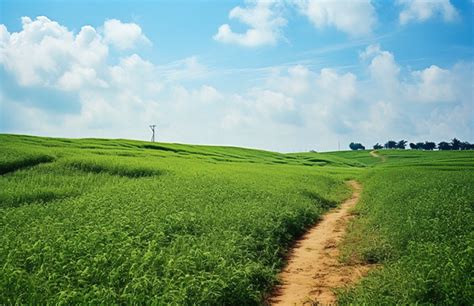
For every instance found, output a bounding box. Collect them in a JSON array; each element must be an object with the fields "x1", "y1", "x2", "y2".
[
  {"x1": 269, "y1": 181, "x2": 369, "y2": 305},
  {"x1": 370, "y1": 150, "x2": 386, "y2": 162}
]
